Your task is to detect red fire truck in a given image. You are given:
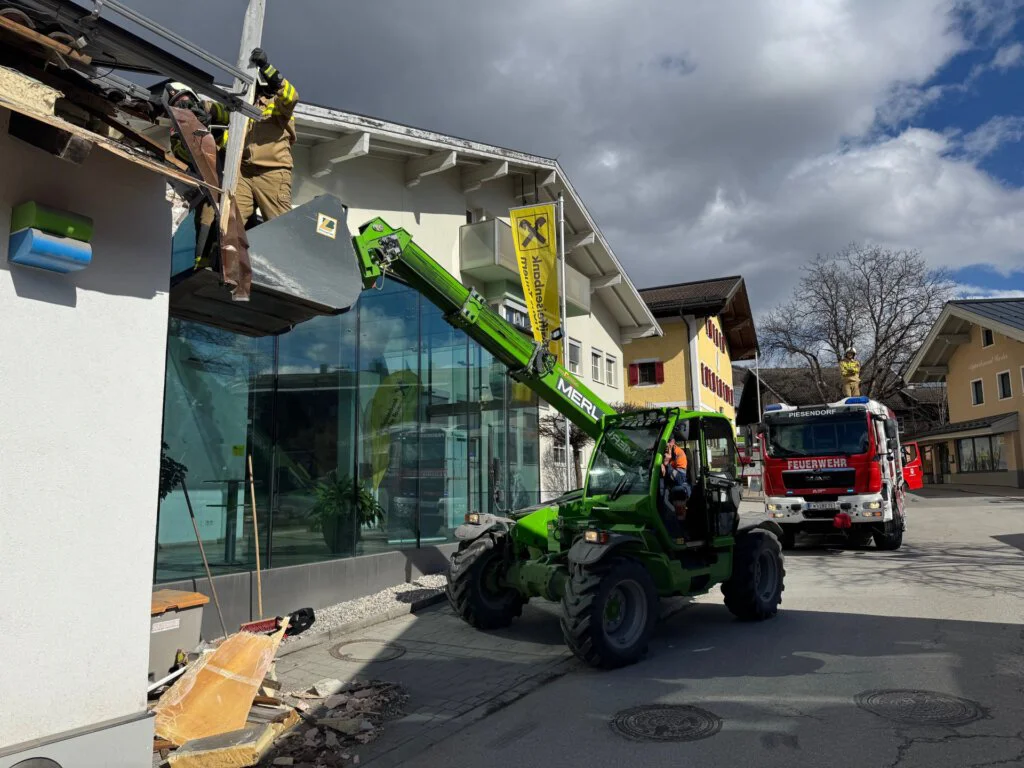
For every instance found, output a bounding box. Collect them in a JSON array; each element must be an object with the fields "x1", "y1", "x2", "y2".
[{"x1": 759, "y1": 395, "x2": 923, "y2": 550}]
